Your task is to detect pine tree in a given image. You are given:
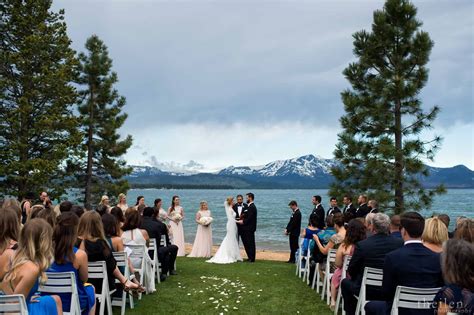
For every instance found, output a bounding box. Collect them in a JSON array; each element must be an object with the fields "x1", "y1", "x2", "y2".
[
  {"x1": 75, "y1": 35, "x2": 133, "y2": 209},
  {"x1": 0, "y1": 0, "x2": 80, "y2": 199},
  {"x1": 330, "y1": 0, "x2": 445, "y2": 214}
]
